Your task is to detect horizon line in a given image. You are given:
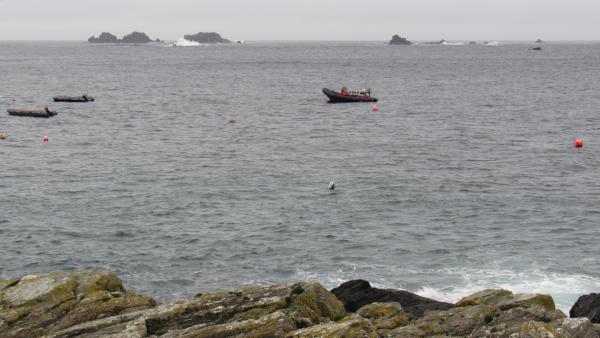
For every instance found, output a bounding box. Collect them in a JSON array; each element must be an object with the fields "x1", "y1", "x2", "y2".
[{"x1": 1, "y1": 39, "x2": 600, "y2": 42}]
